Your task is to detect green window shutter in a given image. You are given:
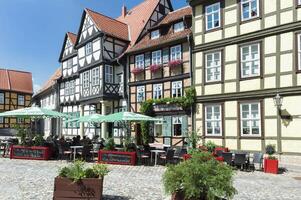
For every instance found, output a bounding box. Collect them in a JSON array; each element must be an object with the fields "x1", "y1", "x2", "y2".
[
  {"x1": 76, "y1": 112, "x2": 80, "y2": 128},
  {"x1": 181, "y1": 115, "x2": 188, "y2": 136},
  {"x1": 145, "y1": 53, "x2": 151, "y2": 67},
  {"x1": 163, "y1": 116, "x2": 172, "y2": 146},
  {"x1": 163, "y1": 48, "x2": 169, "y2": 64}
]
